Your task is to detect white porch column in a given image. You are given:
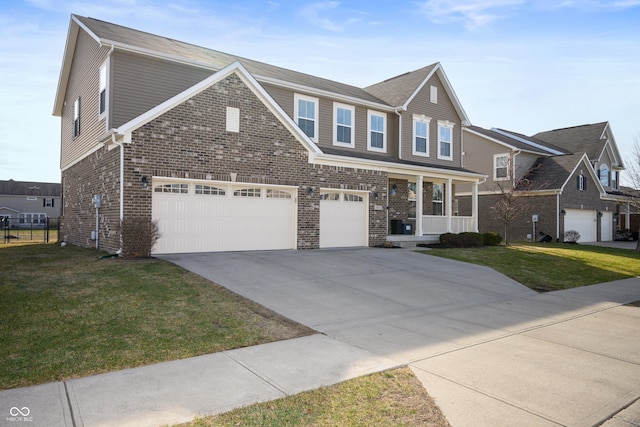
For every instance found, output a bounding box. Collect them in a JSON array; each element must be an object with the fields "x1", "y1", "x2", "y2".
[
  {"x1": 627, "y1": 202, "x2": 631, "y2": 230},
  {"x1": 472, "y1": 181, "x2": 479, "y2": 232},
  {"x1": 446, "y1": 178, "x2": 452, "y2": 233},
  {"x1": 416, "y1": 175, "x2": 423, "y2": 236}
]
